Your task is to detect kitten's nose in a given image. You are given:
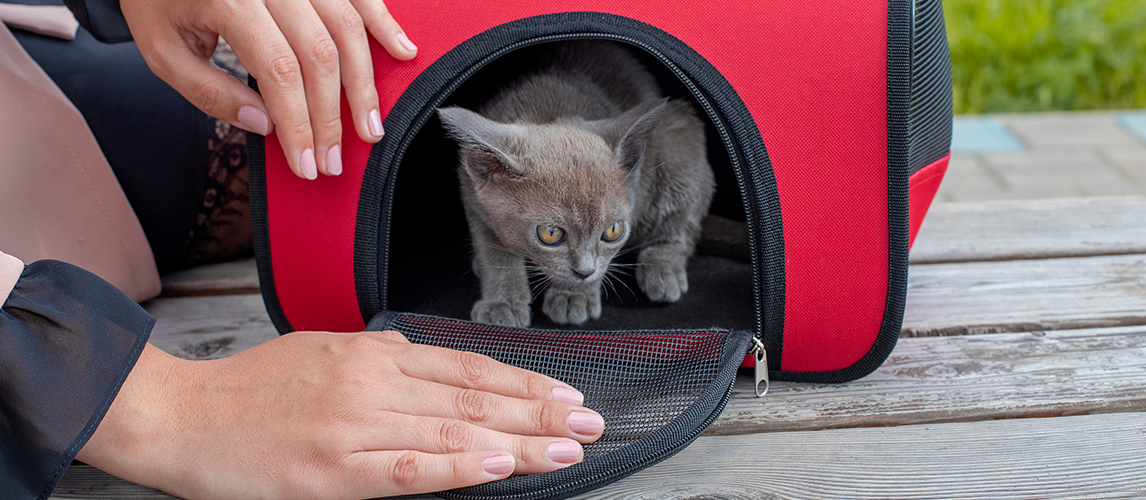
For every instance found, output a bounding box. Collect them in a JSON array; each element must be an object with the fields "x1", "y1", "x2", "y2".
[{"x1": 572, "y1": 267, "x2": 594, "y2": 280}]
